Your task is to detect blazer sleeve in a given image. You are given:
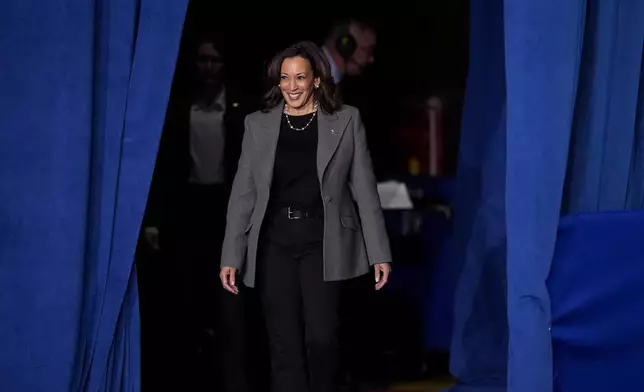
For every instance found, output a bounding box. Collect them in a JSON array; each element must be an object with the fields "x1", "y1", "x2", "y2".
[
  {"x1": 220, "y1": 115, "x2": 257, "y2": 270},
  {"x1": 349, "y1": 110, "x2": 393, "y2": 265}
]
